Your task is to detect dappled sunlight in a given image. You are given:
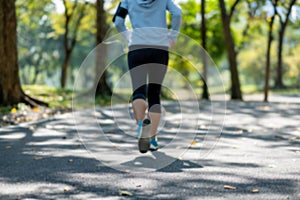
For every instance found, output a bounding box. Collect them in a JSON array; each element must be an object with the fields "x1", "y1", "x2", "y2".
[
  {"x1": 1, "y1": 0, "x2": 300, "y2": 198},
  {"x1": 0, "y1": 100, "x2": 299, "y2": 199},
  {"x1": 0, "y1": 131, "x2": 26, "y2": 140},
  {"x1": 0, "y1": 182, "x2": 73, "y2": 197}
]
